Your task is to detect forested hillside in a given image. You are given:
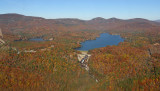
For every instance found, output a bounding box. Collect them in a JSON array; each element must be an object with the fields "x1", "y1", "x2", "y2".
[{"x1": 0, "y1": 14, "x2": 160, "y2": 90}]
